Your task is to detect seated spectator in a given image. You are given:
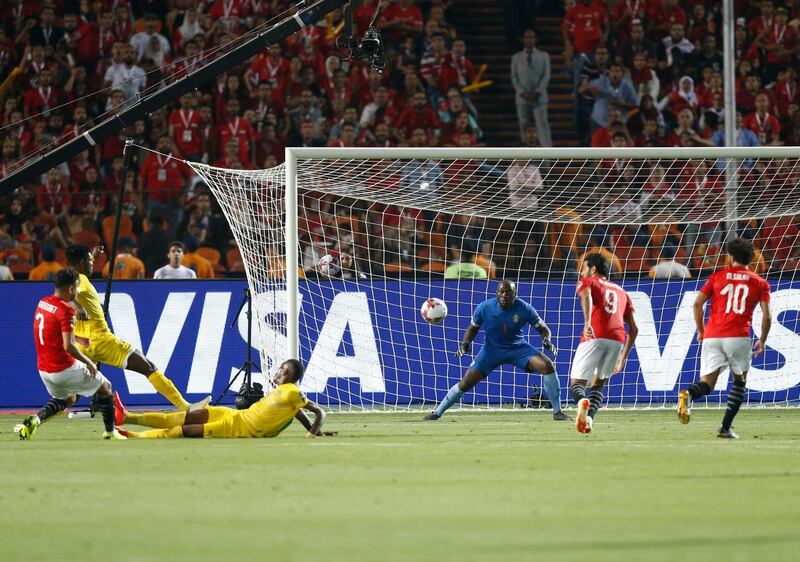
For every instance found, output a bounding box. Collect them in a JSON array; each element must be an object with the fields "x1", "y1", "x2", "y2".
[
  {"x1": 28, "y1": 245, "x2": 64, "y2": 281},
  {"x1": 379, "y1": 0, "x2": 424, "y2": 45},
  {"x1": 628, "y1": 94, "x2": 664, "y2": 139},
  {"x1": 666, "y1": 108, "x2": 699, "y2": 147},
  {"x1": 711, "y1": 112, "x2": 761, "y2": 148},
  {"x1": 444, "y1": 242, "x2": 488, "y2": 279},
  {"x1": 153, "y1": 241, "x2": 197, "y2": 279},
  {"x1": 628, "y1": 52, "x2": 660, "y2": 100},
  {"x1": 139, "y1": 135, "x2": 192, "y2": 228},
  {"x1": 695, "y1": 35, "x2": 723, "y2": 74},
  {"x1": 616, "y1": 21, "x2": 658, "y2": 69},
  {"x1": 103, "y1": 237, "x2": 145, "y2": 279},
  {"x1": 440, "y1": 39, "x2": 476, "y2": 93},
  {"x1": 743, "y1": 93, "x2": 783, "y2": 145},
  {"x1": 36, "y1": 168, "x2": 70, "y2": 220},
  {"x1": 591, "y1": 107, "x2": 627, "y2": 147},
  {"x1": 420, "y1": 32, "x2": 449, "y2": 94},
  {"x1": 649, "y1": 244, "x2": 691, "y2": 279},
  {"x1": 635, "y1": 118, "x2": 666, "y2": 147},
  {"x1": 181, "y1": 236, "x2": 215, "y2": 279},
  {"x1": 773, "y1": 67, "x2": 799, "y2": 118},
  {"x1": 648, "y1": 0, "x2": 686, "y2": 41},
  {"x1": 395, "y1": 91, "x2": 440, "y2": 143},
  {"x1": 658, "y1": 23, "x2": 694, "y2": 73},
  {"x1": 736, "y1": 73, "x2": 766, "y2": 115},
  {"x1": 658, "y1": 76, "x2": 699, "y2": 122},
  {"x1": 686, "y1": 4, "x2": 717, "y2": 46},
  {"x1": 23, "y1": 68, "x2": 61, "y2": 118},
  {"x1": 757, "y1": 6, "x2": 795, "y2": 85},
  {"x1": 130, "y1": 14, "x2": 171, "y2": 61}
]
